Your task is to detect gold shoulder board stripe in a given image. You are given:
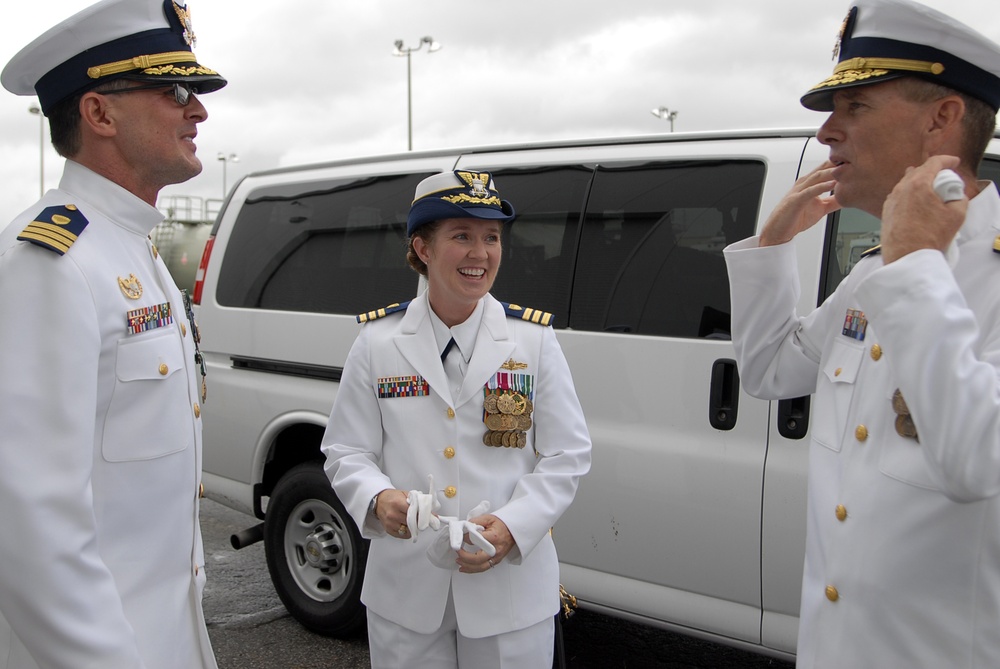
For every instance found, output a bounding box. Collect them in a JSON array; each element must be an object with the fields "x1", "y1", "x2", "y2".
[
  {"x1": 356, "y1": 301, "x2": 410, "y2": 324},
  {"x1": 502, "y1": 302, "x2": 554, "y2": 327},
  {"x1": 17, "y1": 205, "x2": 89, "y2": 256}
]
